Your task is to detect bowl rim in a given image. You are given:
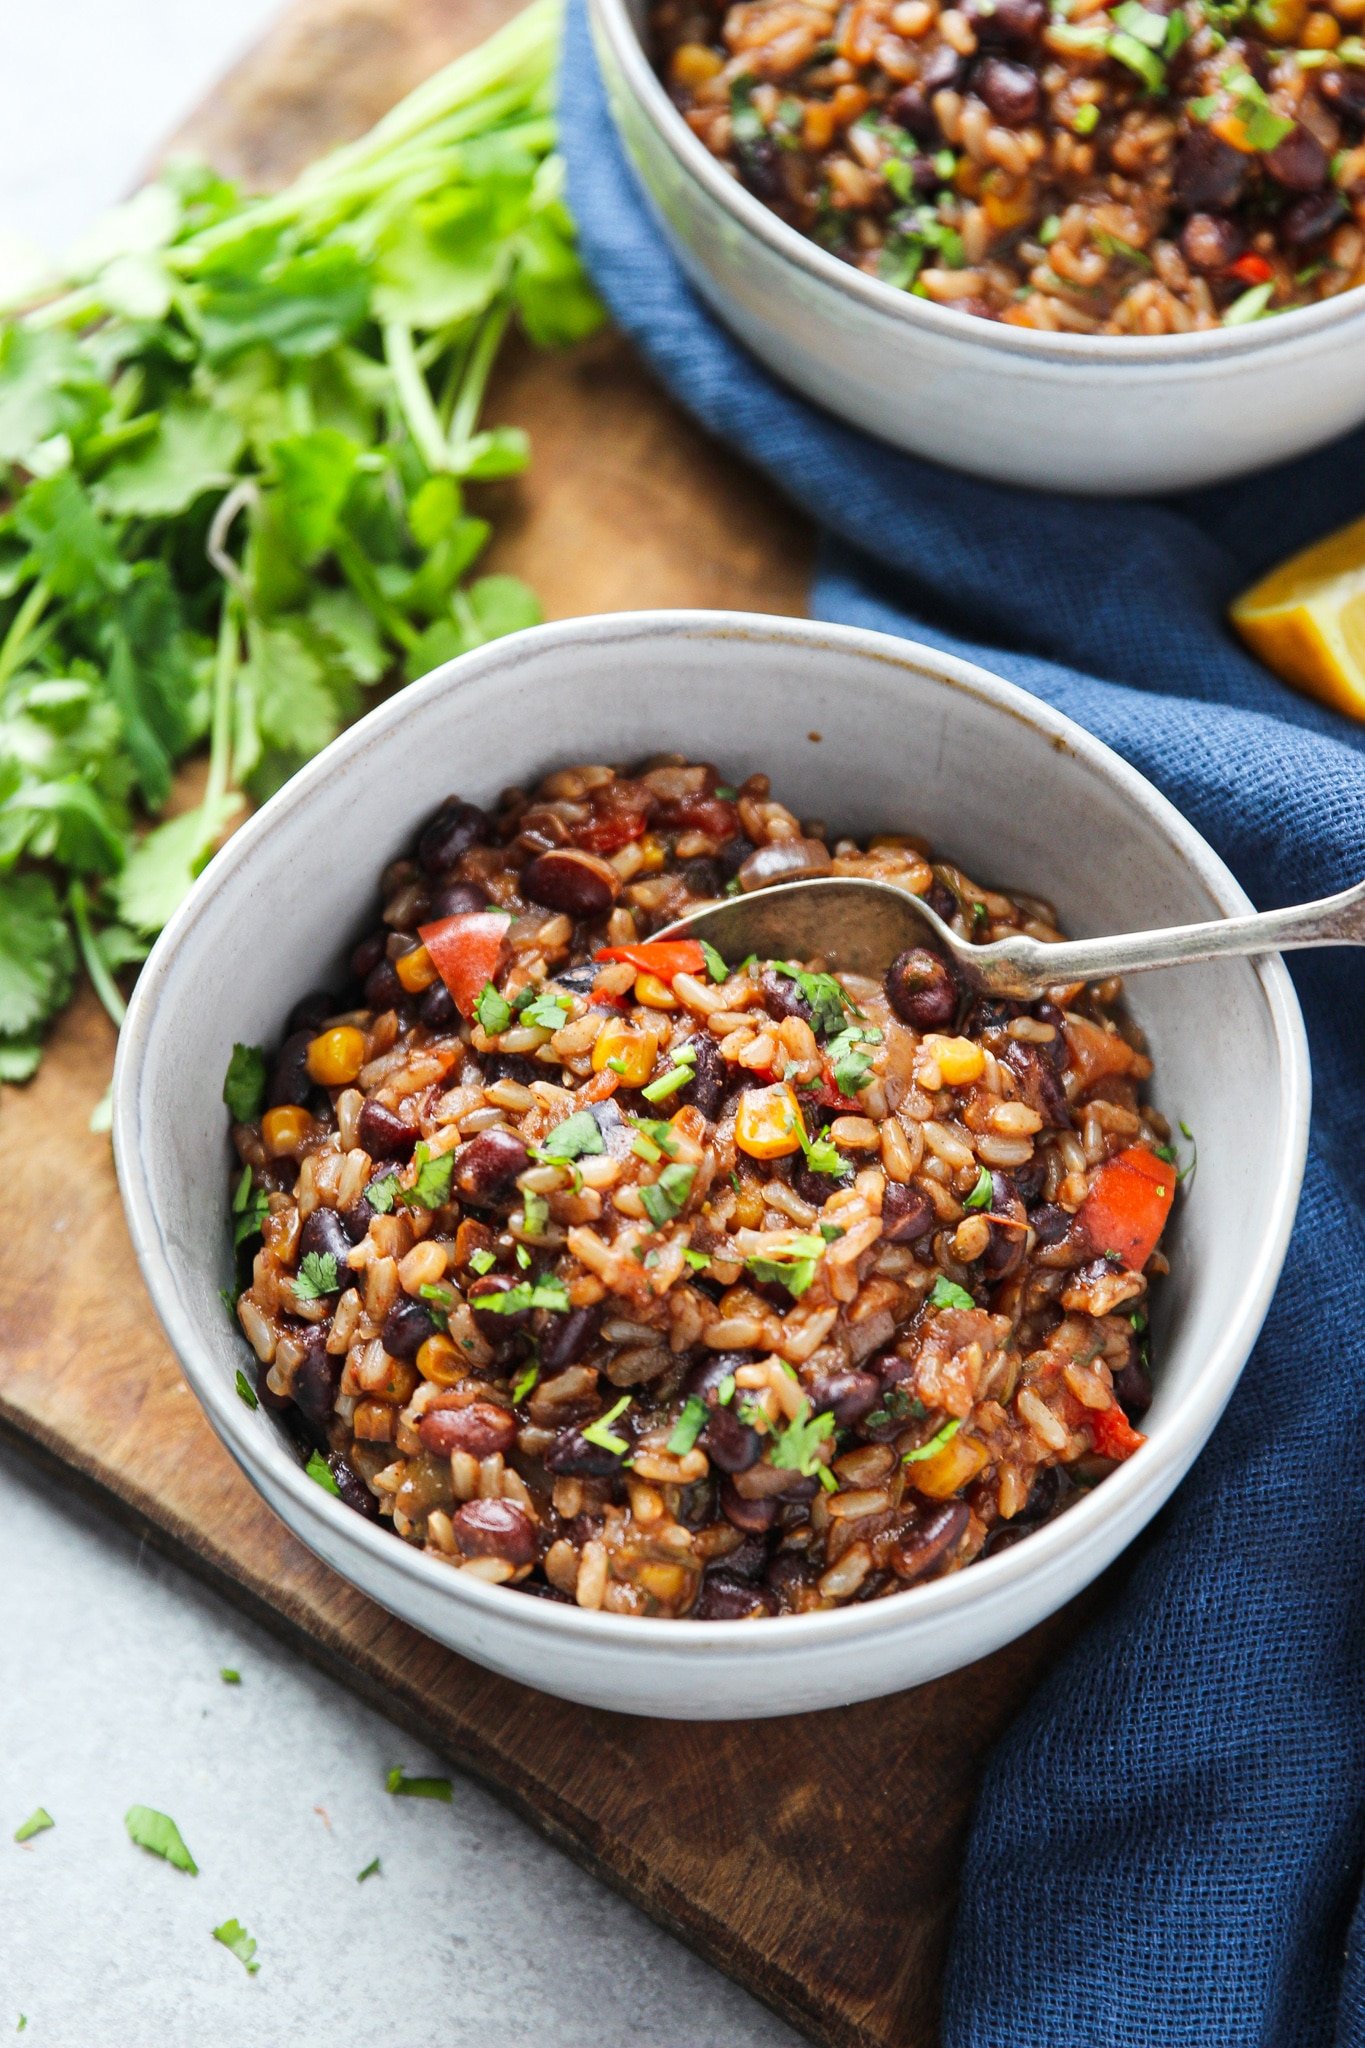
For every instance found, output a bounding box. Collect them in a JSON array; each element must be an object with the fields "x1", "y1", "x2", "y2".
[
  {"x1": 588, "y1": 0, "x2": 1365, "y2": 370},
  {"x1": 114, "y1": 608, "x2": 1311, "y2": 1660}
]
